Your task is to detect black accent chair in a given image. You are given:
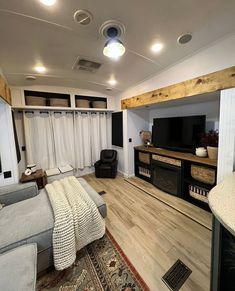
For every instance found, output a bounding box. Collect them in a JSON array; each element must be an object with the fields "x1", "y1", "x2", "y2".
[{"x1": 95, "y1": 149, "x2": 118, "y2": 178}]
